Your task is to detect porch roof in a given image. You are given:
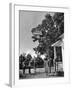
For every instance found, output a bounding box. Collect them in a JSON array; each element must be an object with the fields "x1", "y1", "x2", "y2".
[
  {"x1": 51, "y1": 40, "x2": 63, "y2": 46},
  {"x1": 51, "y1": 34, "x2": 64, "y2": 47}
]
